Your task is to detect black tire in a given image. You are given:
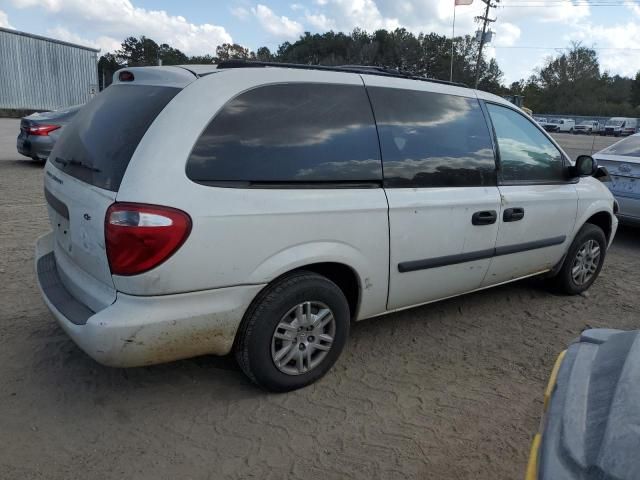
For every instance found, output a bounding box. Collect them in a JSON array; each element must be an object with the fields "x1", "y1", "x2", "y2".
[
  {"x1": 552, "y1": 224, "x2": 607, "y2": 295},
  {"x1": 235, "y1": 270, "x2": 350, "y2": 392}
]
